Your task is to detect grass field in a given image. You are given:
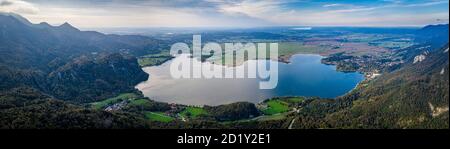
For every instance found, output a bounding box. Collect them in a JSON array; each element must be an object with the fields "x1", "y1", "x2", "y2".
[
  {"x1": 262, "y1": 100, "x2": 290, "y2": 115},
  {"x1": 128, "y1": 98, "x2": 150, "y2": 107},
  {"x1": 278, "y1": 42, "x2": 326, "y2": 56},
  {"x1": 144, "y1": 112, "x2": 174, "y2": 122},
  {"x1": 205, "y1": 42, "x2": 324, "y2": 66},
  {"x1": 138, "y1": 51, "x2": 173, "y2": 67},
  {"x1": 138, "y1": 57, "x2": 172, "y2": 67},
  {"x1": 340, "y1": 34, "x2": 386, "y2": 43},
  {"x1": 369, "y1": 41, "x2": 414, "y2": 49},
  {"x1": 254, "y1": 113, "x2": 289, "y2": 121},
  {"x1": 91, "y1": 93, "x2": 140, "y2": 110},
  {"x1": 180, "y1": 107, "x2": 208, "y2": 118},
  {"x1": 284, "y1": 97, "x2": 305, "y2": 103}
]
